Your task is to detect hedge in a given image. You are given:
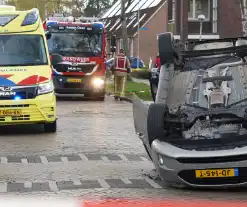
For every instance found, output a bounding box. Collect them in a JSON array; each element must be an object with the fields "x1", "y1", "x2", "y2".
[
  {"x1": 131, "y1": 69, "x2": 150, "y2": 79},
  {"x1": 106, "y1": 68, "x2": 150, "y2": 80}
]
